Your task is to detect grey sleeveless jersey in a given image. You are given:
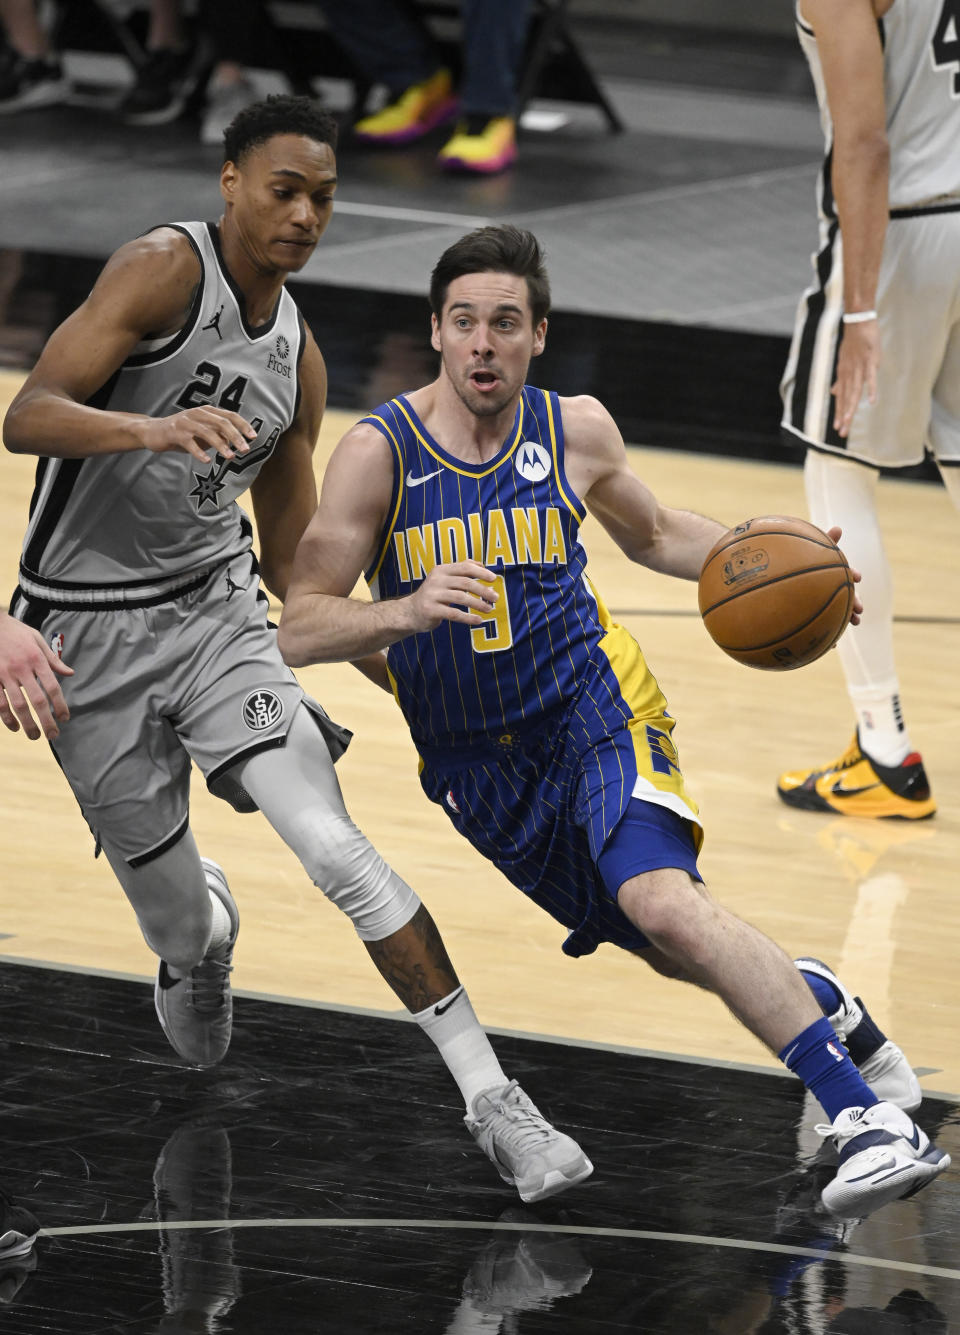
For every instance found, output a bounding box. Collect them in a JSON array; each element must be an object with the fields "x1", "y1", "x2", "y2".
[
  {"x1": 798, "y1": 0, "x2": 960, "y2": 212},
  {"x1": 18, "y1": 220, "x2": 306, "y2": 608}
]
